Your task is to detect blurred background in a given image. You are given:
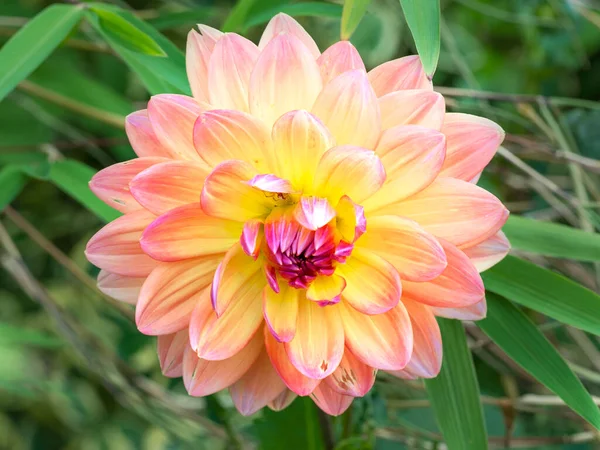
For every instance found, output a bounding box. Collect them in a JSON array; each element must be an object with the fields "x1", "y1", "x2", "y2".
[{"x1": 1, "y1": 0, "x2": 600, "y2": 449}]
